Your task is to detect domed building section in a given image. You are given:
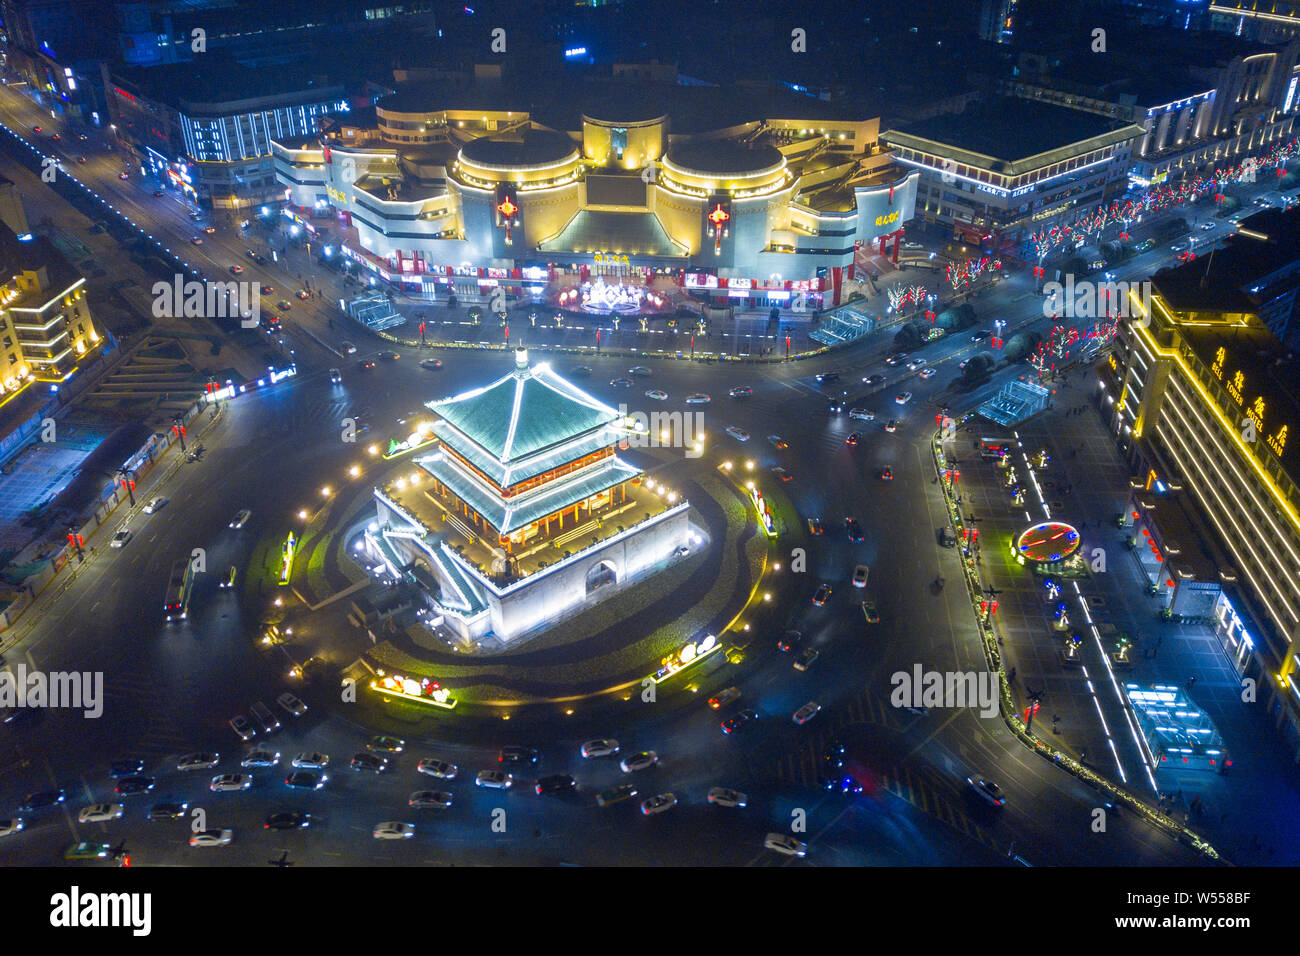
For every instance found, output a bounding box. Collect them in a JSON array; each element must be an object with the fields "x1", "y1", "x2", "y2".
[
  {"x1": 272, "y1": 73, "x2": 919, "y2": 310},
  {"x1": 452, "y1": 130, "x2": 583, "y2": 262}
]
